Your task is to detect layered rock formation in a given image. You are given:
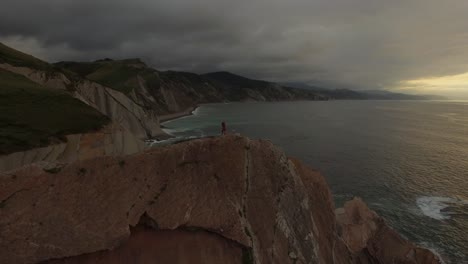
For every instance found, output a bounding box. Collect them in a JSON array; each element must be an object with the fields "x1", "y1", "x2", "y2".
[
  {"x1": 0, "y1": 124, "x2": 145, "y2": 172},
  {"x1": 0, "y1": 56, "x2": 162, "y2": 171},
  {"x1": 56, "y1": 61, "x2": 326, "y2": 116},
  {"x1": 0, "y1": 63, "x2": 162, "y2": 139},
  {"x1": 0, "y1": 136, "x2": 441, "y2": 264}
]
